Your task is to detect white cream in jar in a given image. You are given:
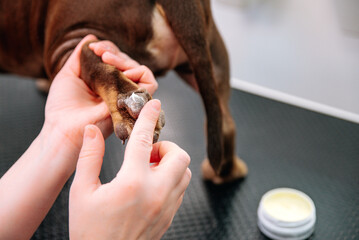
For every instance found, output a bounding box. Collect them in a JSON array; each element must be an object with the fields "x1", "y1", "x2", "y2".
[{"x1": 257, "y1": 188, "x2": 316, "y2": 240}]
